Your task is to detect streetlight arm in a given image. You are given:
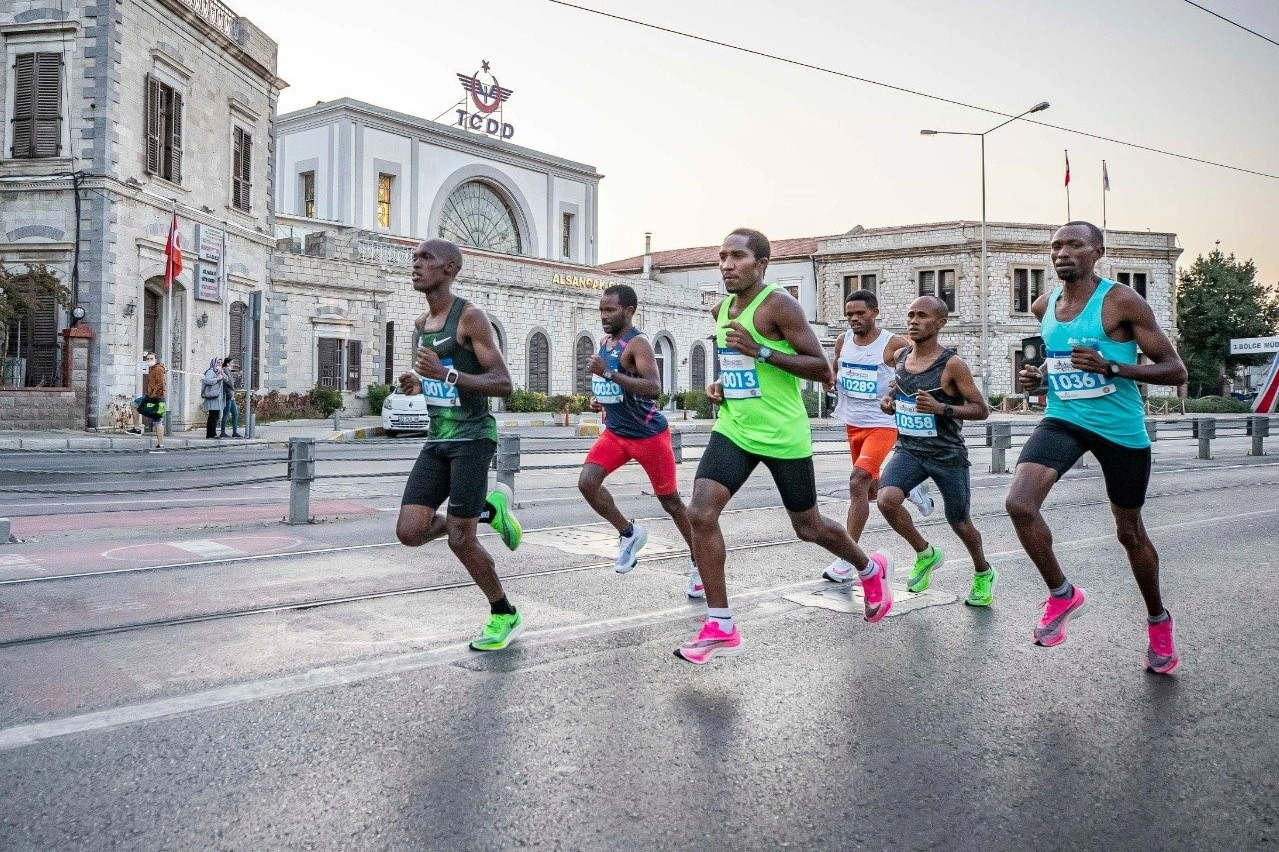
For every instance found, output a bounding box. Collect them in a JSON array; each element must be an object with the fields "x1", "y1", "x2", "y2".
[{"x1": 982, "y1": 101, "x2": 1051, "y2": 136}]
